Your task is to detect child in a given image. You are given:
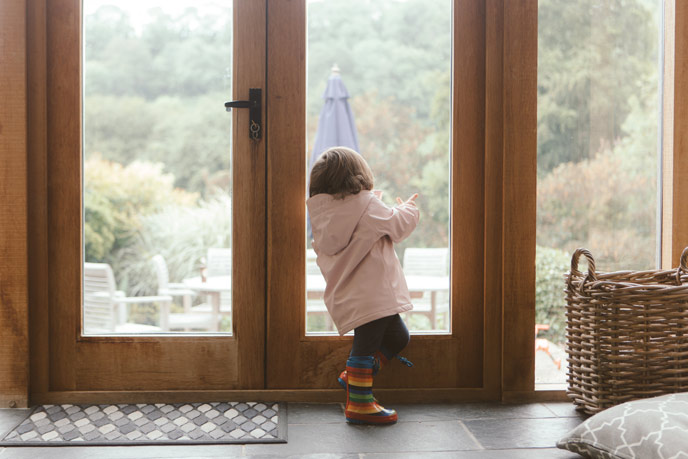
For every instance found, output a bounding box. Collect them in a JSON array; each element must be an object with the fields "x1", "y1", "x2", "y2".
[{"x1": 306, "y1": 146, "x2": 419, "y2": 425}]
